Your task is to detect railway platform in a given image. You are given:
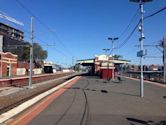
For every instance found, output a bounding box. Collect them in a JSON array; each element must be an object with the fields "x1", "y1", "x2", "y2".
[{"x1": 1, "y1": 75, "x2": 165, "y2": 125}]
